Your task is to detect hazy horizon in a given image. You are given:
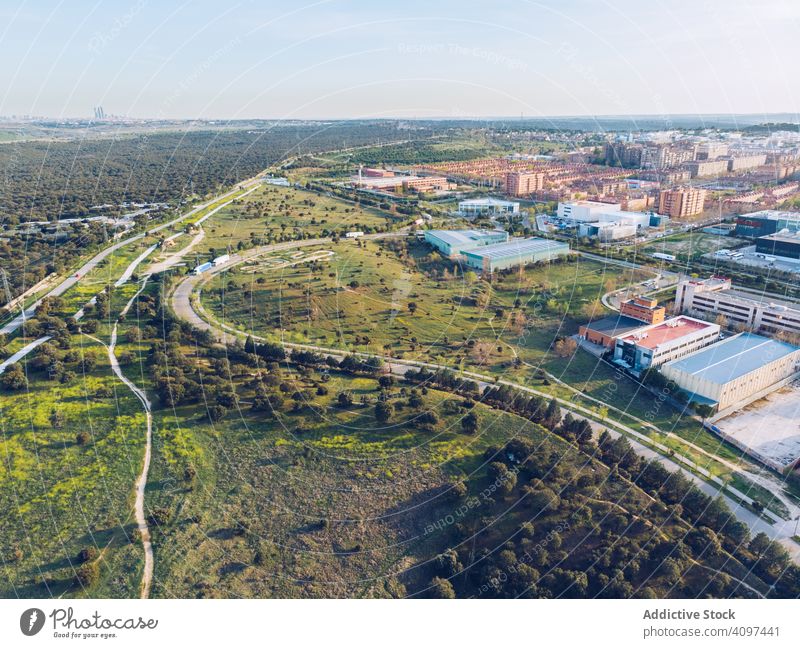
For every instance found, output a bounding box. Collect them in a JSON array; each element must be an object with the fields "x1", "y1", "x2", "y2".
[{"x1": 2, "y1": 0, "x2": 799, "y2": 121}]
